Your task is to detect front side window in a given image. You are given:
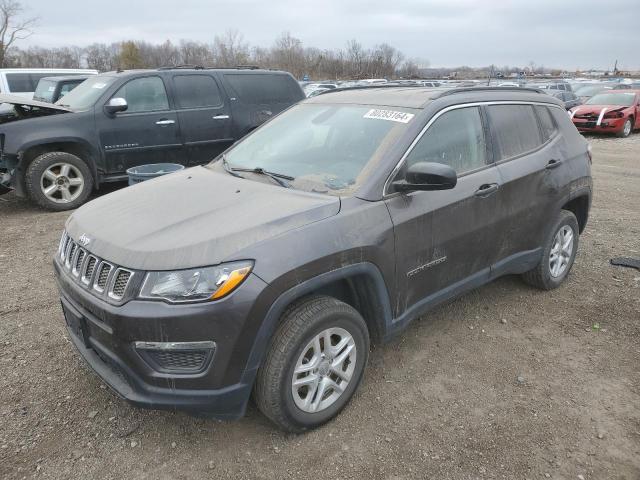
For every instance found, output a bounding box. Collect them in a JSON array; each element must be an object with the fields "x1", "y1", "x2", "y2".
[
  {"x1": 219, "y1": 103, "x2": 416, "y2": 195},
  {"x1": 404, "y1": 106, "x2": 487, "y2": 174},
  {"x1": 112, "y1": 76, "x2": 169, "y2": 113},
  {"x1": 487, "y1": 105, "x2": 542, "y2": 161},
  {"x1": 173, "y1": 75, "x2": 222, "y2": 109}
]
